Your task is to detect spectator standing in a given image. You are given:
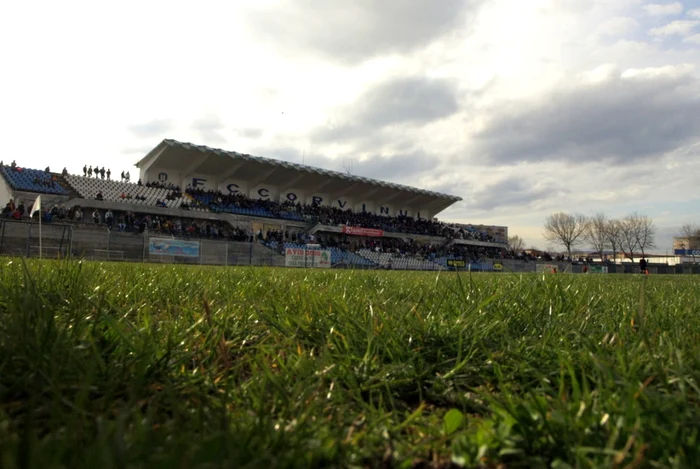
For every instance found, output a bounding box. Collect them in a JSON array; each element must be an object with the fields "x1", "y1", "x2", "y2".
[
  {"x1": 639, "y1": 258, "x2": 648, "y2": 274},
  {"x1": 105, "y1": 209, "x2": 114, "y2": 228}
]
